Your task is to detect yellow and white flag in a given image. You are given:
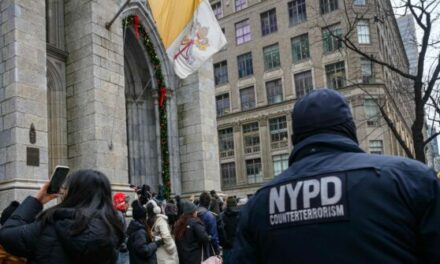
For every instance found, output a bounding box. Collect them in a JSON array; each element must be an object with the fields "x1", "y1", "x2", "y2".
[{"x1": 148, "y1": 0, "x2": 227, "y2": 79}]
